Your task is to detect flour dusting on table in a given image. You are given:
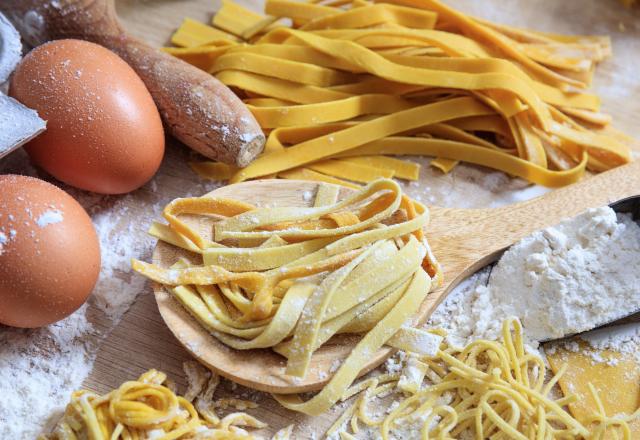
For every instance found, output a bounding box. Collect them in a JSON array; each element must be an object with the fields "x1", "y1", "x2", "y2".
[
  {"x1": 0, "y1": 305, "x2": 94, "y2": 437},
  {"x1": 0, "y1": 148, "x2": 221, "y2": 437}
]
